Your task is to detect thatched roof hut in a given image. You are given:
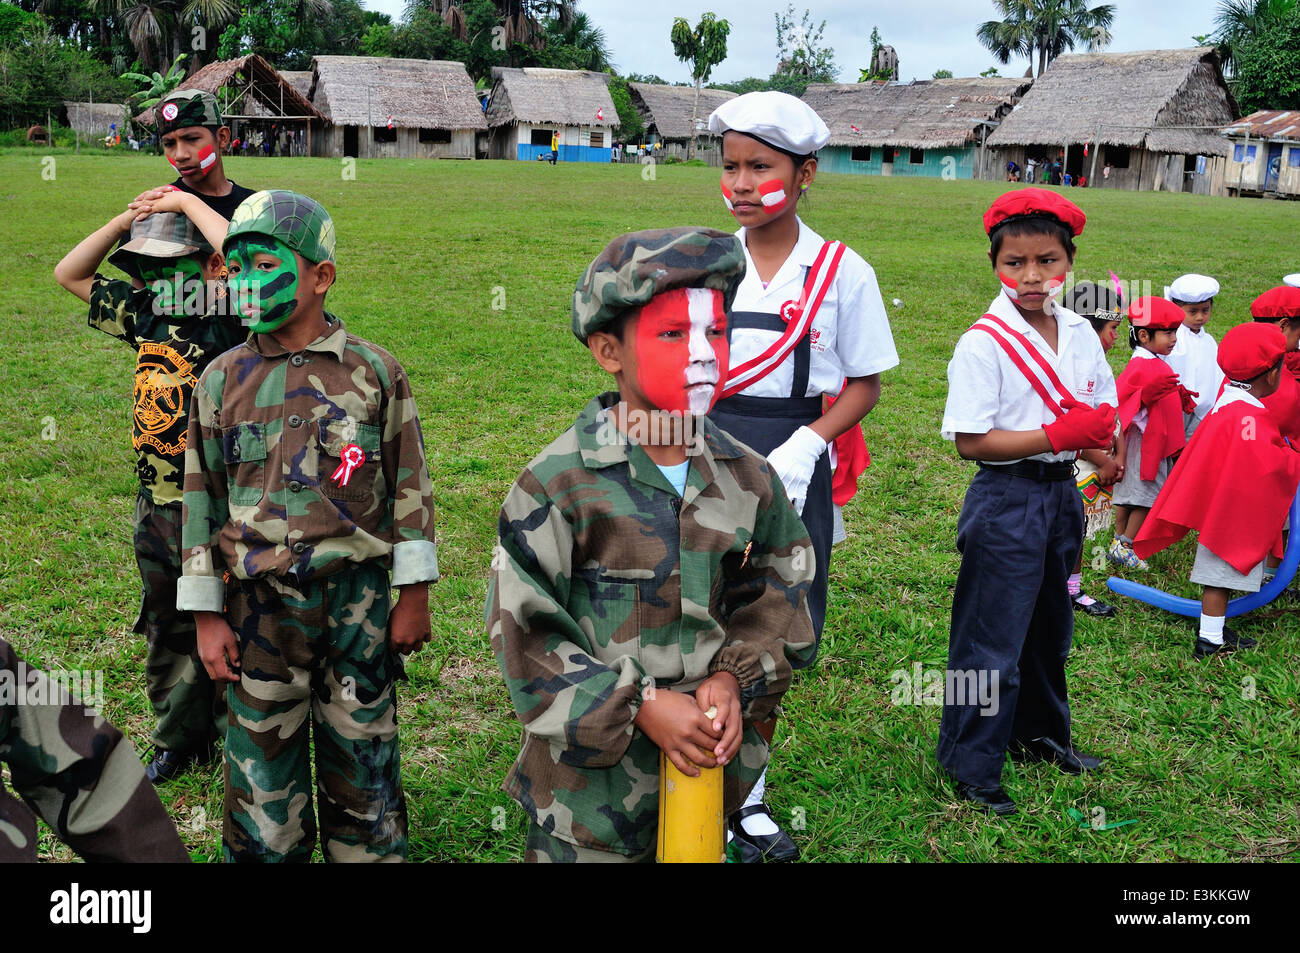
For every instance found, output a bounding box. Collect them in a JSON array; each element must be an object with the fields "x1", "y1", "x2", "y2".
[
  {"x1": 280, "y1": 70, "x2": 314, "y2": 102},
  {"x1": 164, "y1": 54, "x2": 322, "y2": 123},
  {"x1": 804, "y1": 77, "x2": 1029, "y2": 150},
  {"x1": 63, "y1": 101, "x2": 130, "y2": 138},
  {"x1": 485, "y1": 67, "x2": 617, "y2": 161},
  {"x1": 628, "y1": 83, "x2": 736, "y2": 141}
]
